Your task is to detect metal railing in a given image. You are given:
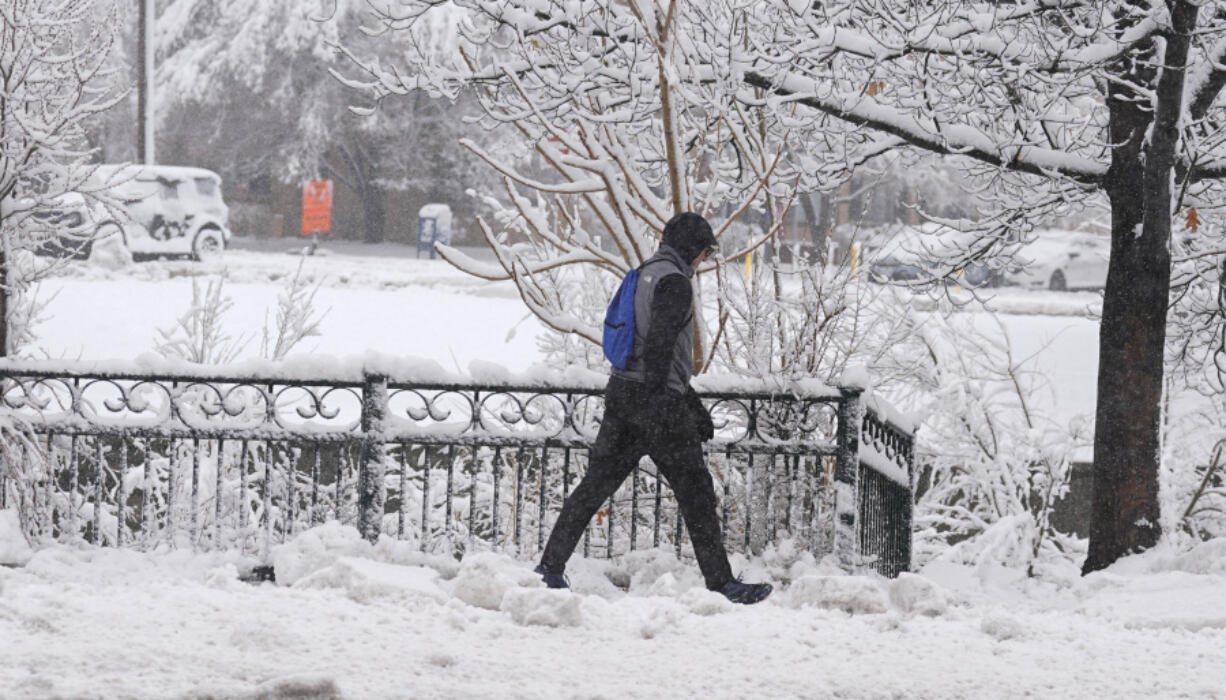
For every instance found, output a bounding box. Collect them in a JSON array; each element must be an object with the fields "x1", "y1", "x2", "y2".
[{"x1": 0, "y1": 361, "x2": 914, "y2": 576}]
